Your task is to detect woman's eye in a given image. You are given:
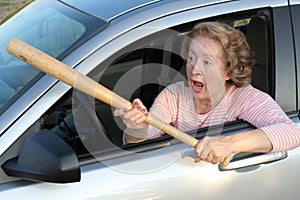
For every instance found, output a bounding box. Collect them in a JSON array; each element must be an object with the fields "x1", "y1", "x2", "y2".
[
  {"x1": 203, "y1": 59, "x2": 215, "y2": 70},
  {"x1": 201, "y1": 59, "x2": 215, "y2": 73},
  {"x1": 187, "y1": 56, "x2": 196, "y2": 65},
  {"x1": 203, "y1": 59, "x2": 213, "y2": 66},
  {"x1": 187, "y1": 56, "x2": 193, "y2": 63}
]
